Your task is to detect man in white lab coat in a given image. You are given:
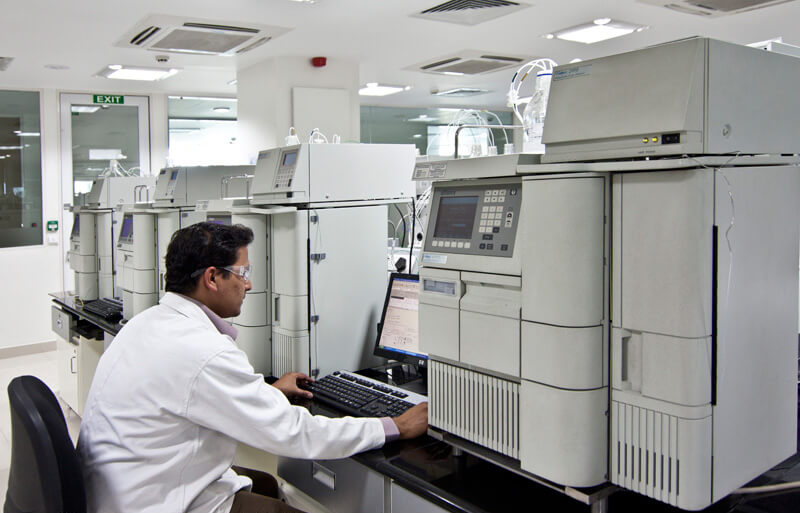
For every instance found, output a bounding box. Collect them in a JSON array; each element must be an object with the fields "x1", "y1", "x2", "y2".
[{"x1": 77, "y1": 222, "x2": 428, "y2": 513}]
